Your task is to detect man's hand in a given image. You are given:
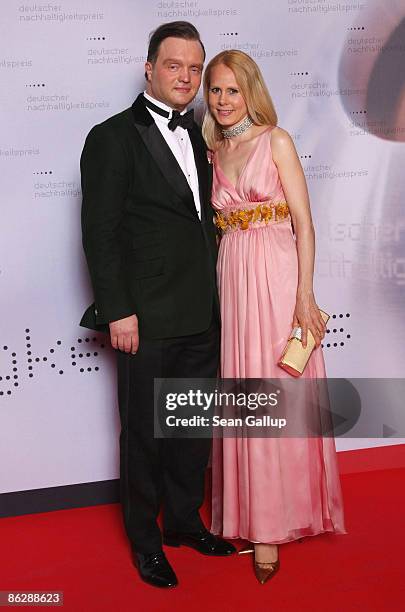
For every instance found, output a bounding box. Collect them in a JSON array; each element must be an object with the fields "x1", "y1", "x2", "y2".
[{"x1": 109, "y1": 314, "x2": 139, "y2": 354}]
